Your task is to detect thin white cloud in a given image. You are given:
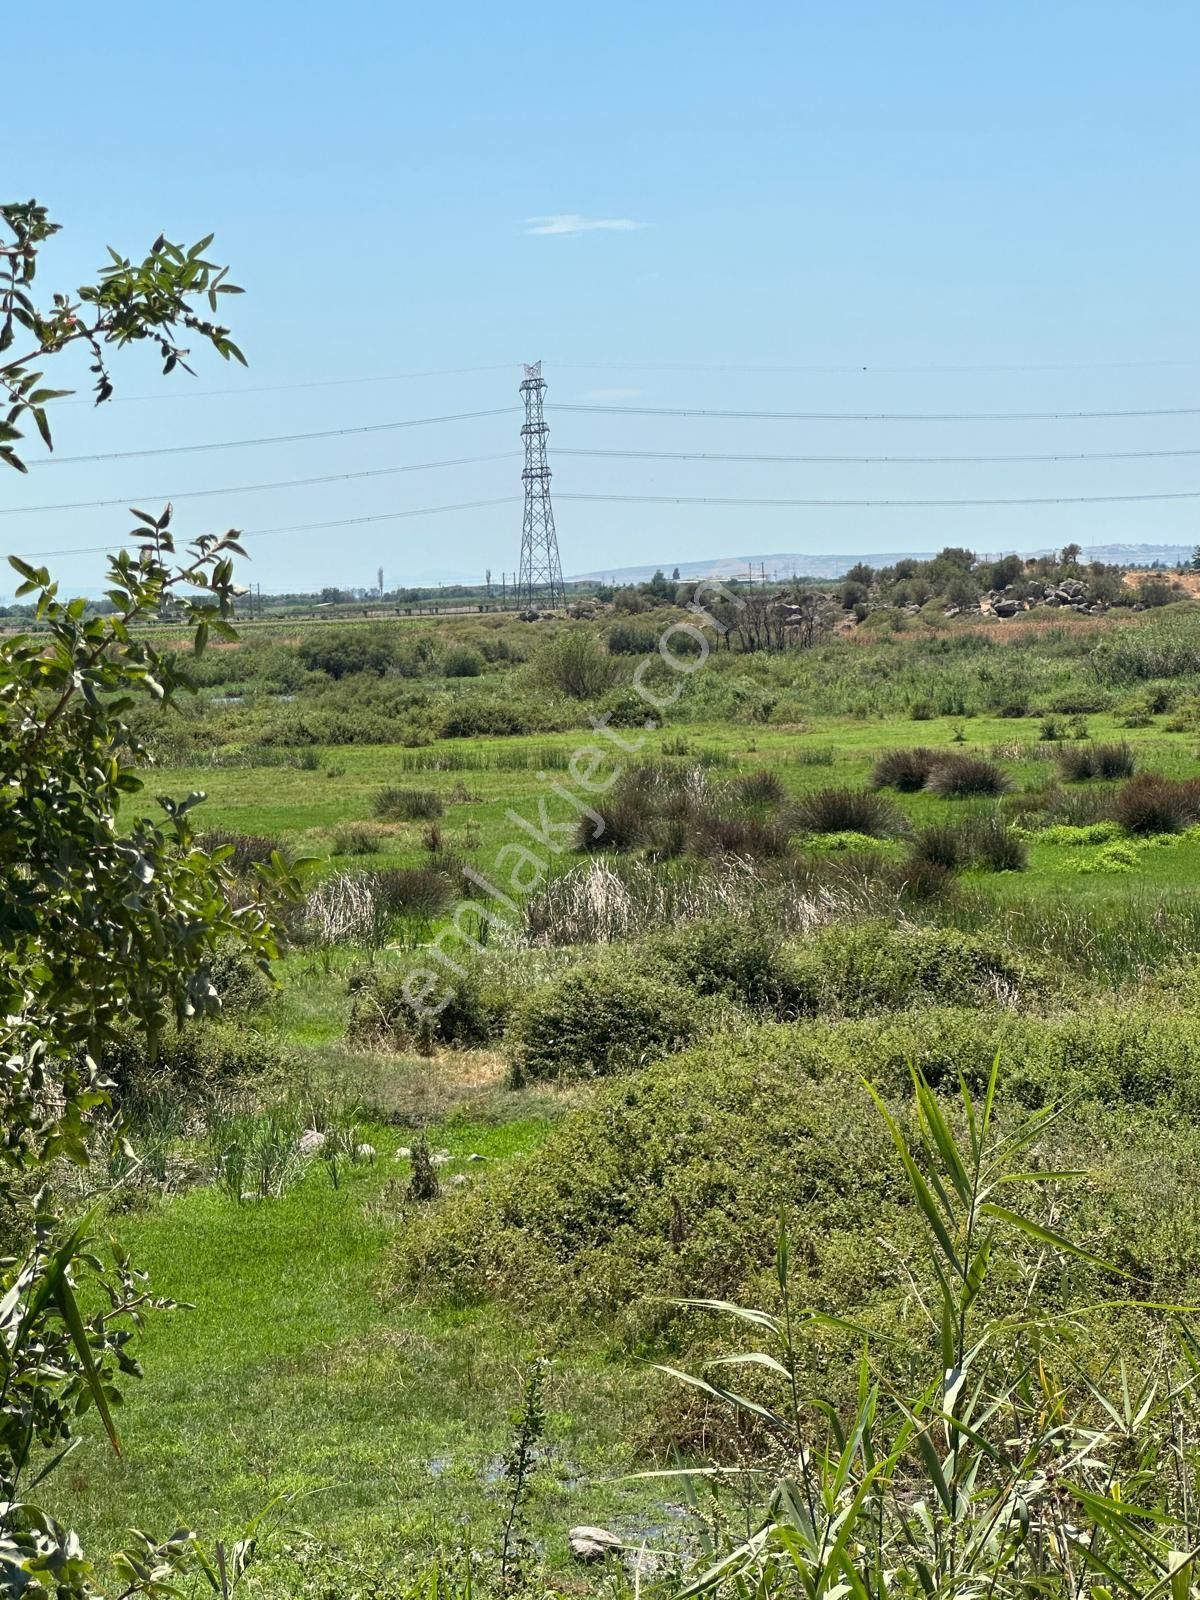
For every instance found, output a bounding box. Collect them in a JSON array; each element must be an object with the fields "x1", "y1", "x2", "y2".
[{"x1": 525, "y1": 214, "x2": 650, "y2": 236}]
